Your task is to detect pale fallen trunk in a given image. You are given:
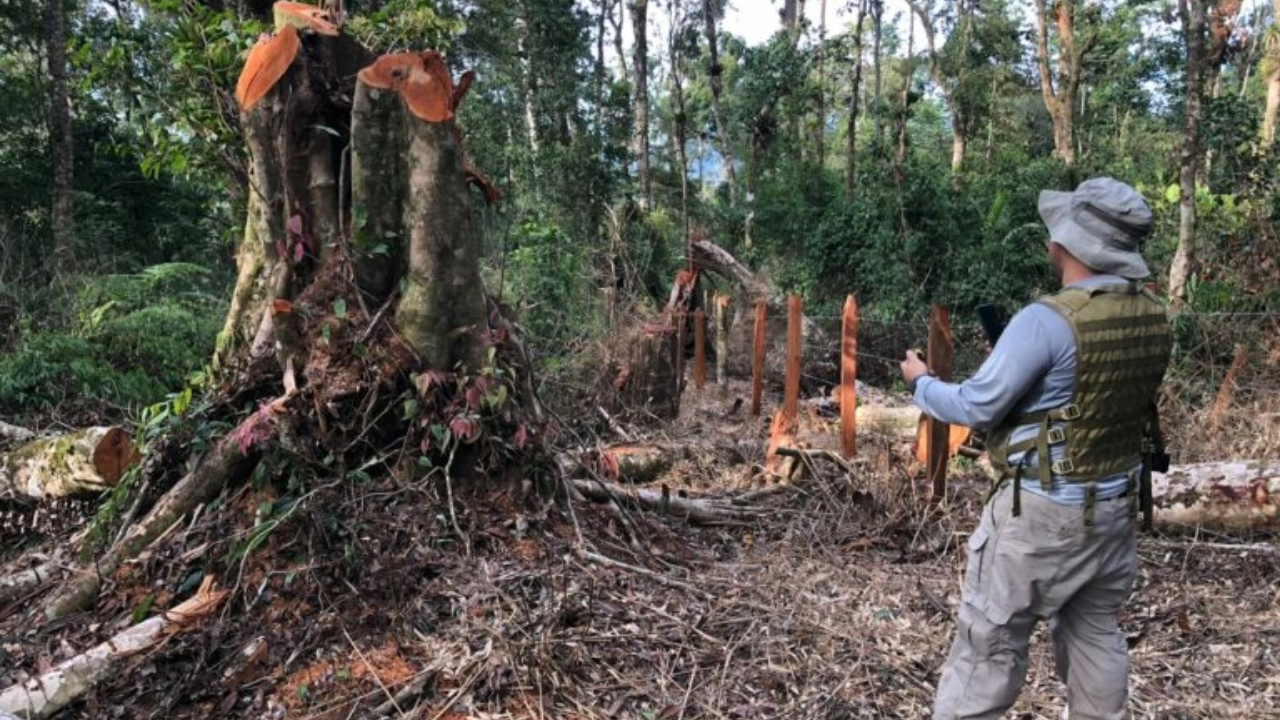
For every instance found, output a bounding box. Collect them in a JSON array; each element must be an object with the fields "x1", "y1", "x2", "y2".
[
  {"x1": 0, "y1": 577, "x2": 227, "y2": 720},
  {"x1": 0, "y1": 427, "x2": 137, "y2": 499},
  {"x1": 569, "y1": 478, "x2": 761, "y2": 525},
  {"x1": 1153, "y1": 460, "x2": 1280, "y2": 531},
  {"x1": 0, "y1": 421, "x2": 36, "y2": 445},
  {"x1": 0, "y1": 558, "x2": 63, "y2": 606}
]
